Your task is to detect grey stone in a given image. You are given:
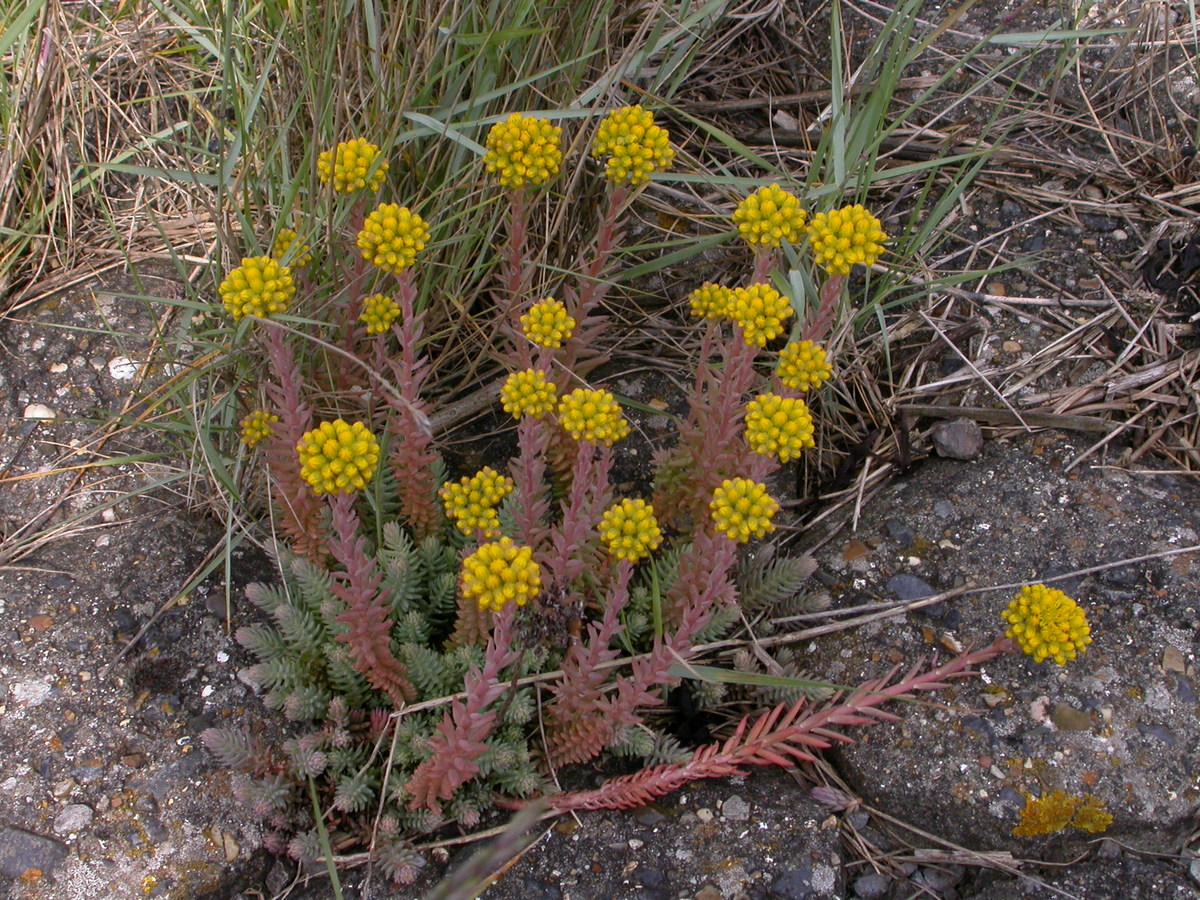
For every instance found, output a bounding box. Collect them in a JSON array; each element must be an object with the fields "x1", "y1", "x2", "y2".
[
  {"x1": 52, "y1": 803, "x2": 93, "y2": 835},
  {"x1": 0, "y1": 826, "x2": 69, "y2": 878},
  {"x1": 852, "y1": 872, "x2": 891, "y2": 899},
  {"x1": 886, "y1": 573, "x2": 935, "y2": 602},
  {"x1": 933, "y1": 499, "x2": 955, "y2": 518},
  {"x1": 721, "y1": 794, "x2": 750, "y2": 821},
  {"x1": 932, "y1": 418, "x2": 984, "y2": 460},
  {"x1": 885, "y1": 518, "x2": 914, "y2": 546}
]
